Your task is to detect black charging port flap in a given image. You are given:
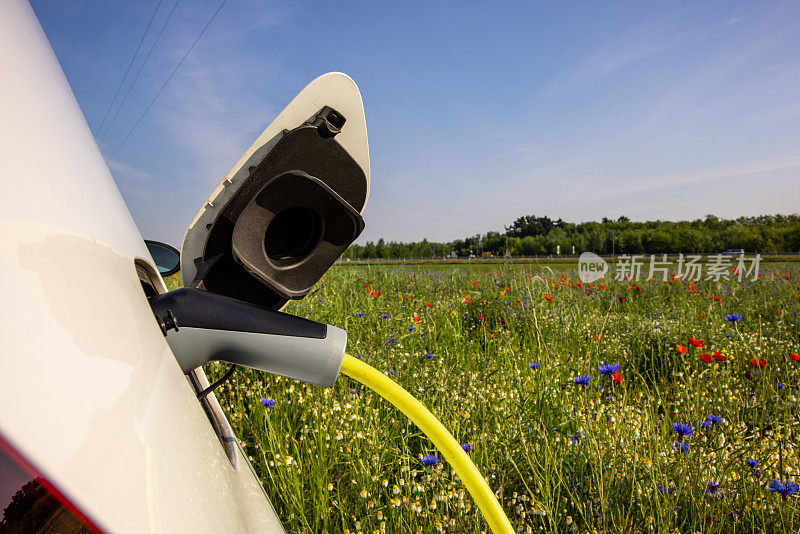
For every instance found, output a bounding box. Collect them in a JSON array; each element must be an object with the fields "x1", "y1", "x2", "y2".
[{"x1": 231, "y1": 170, "x2": 364, "y2": 299}]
